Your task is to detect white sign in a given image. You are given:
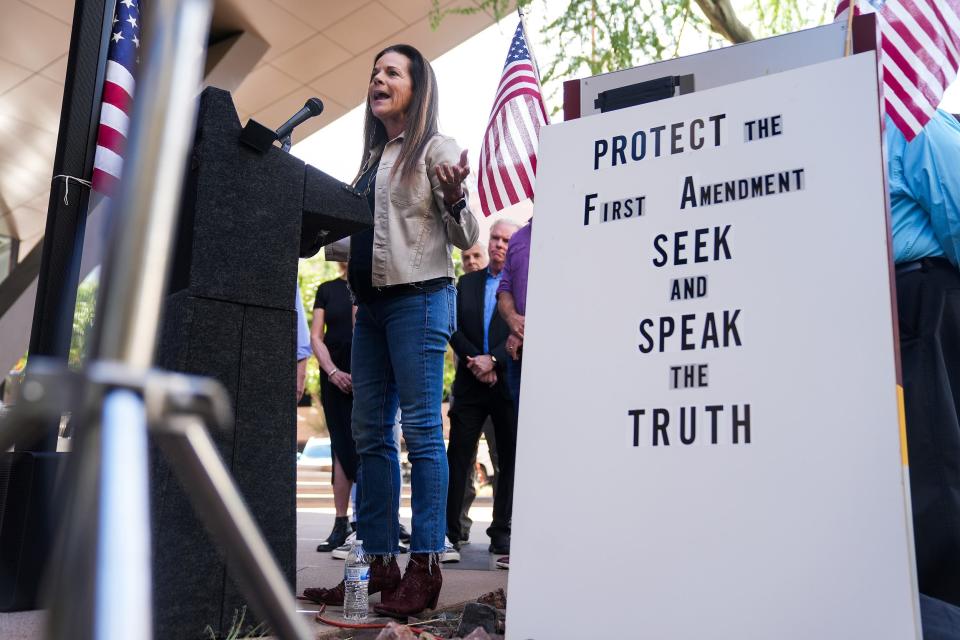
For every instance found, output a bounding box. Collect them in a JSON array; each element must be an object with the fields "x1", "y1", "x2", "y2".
[{"x1": 508, "y1": 54, "x2": 920, "y2": 639}]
